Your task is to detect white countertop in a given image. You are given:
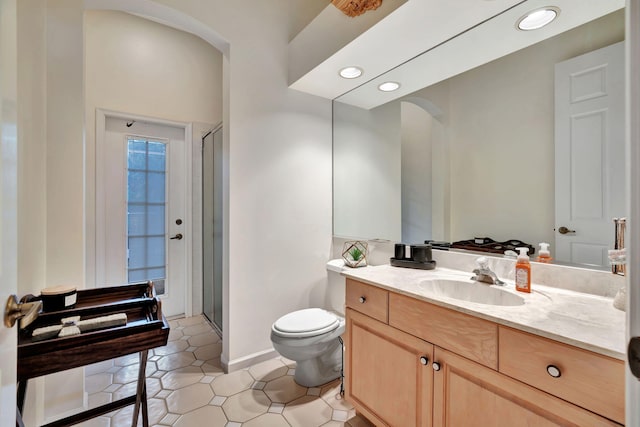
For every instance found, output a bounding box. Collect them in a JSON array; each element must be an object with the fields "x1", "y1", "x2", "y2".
[{"x1": 342, "y1": 264, "x2": 626, "y2": 360}]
